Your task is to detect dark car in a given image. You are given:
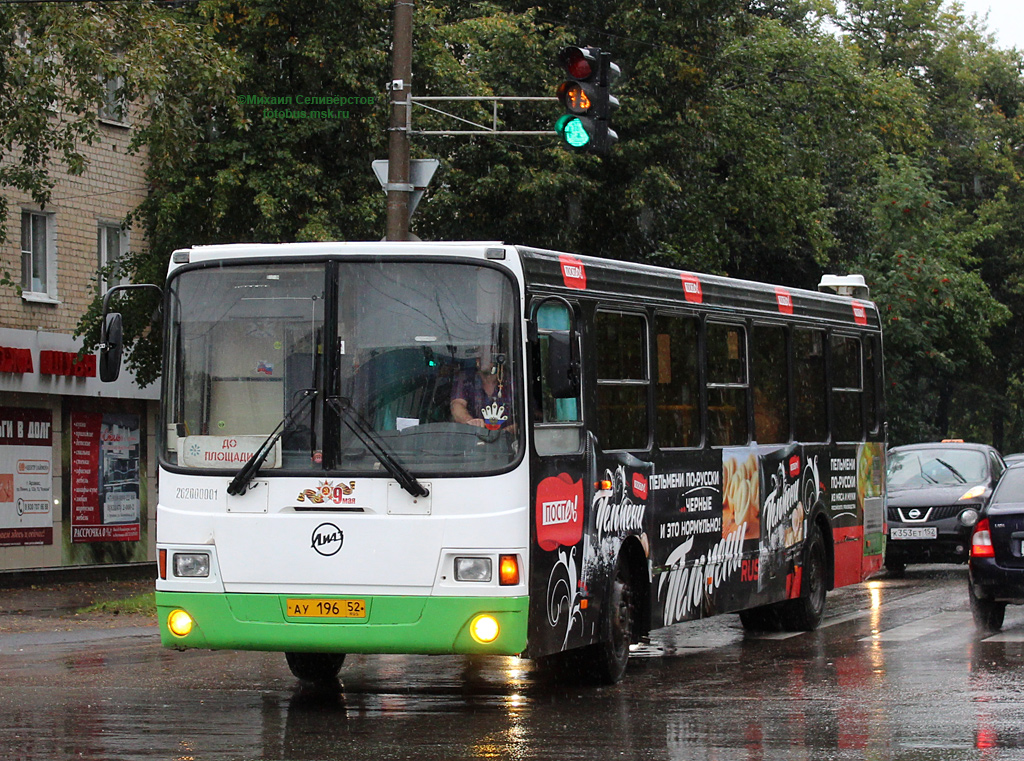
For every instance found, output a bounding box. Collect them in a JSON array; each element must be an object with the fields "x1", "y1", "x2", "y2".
[
  {"x1": 968, "y1": 462, "x2": 1024, "y2": 630},
  {"x1": 886, "y1": 442, "x2": 1004, "y2": 574}
]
